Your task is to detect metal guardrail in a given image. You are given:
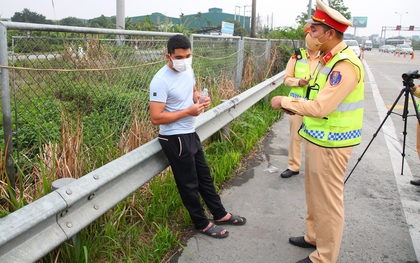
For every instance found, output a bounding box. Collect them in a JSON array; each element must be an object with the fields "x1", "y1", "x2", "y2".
[{"x1": 0, "y1": 71, "x2": 285, "y2": 262}]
